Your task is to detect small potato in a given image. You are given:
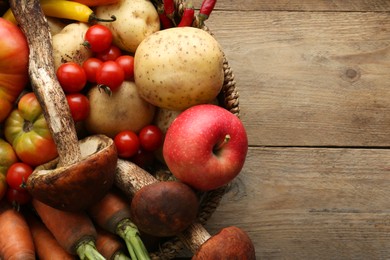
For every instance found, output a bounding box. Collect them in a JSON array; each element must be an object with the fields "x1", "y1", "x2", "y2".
[
  {"x1": 52, "y1": 22, "x2": 92, "y2": 71},
  {"x1": 96, "y1": 0, "x2": 160, "y2": 53},
  {"x1": 85, "y1": 81, "x2": 156, "y2": 138},
  {"x1": 134, "y1": 27, "x2": 224, "y2": 111}
]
